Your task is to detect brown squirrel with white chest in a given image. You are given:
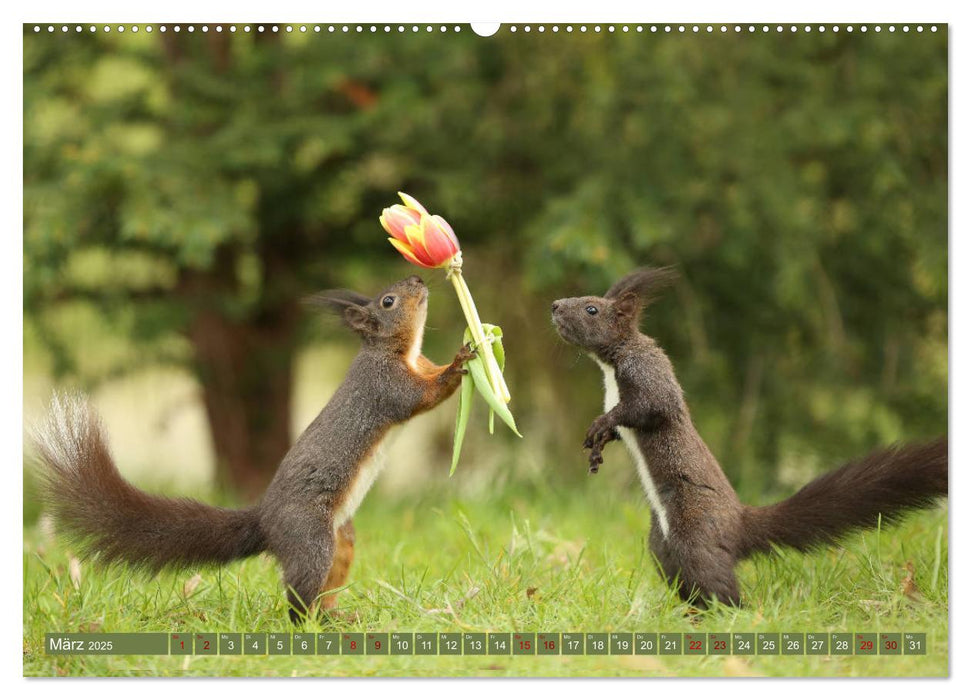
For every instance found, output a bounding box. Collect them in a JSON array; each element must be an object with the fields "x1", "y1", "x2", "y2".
[
  {"x1": 552, "y1": 267, "x2": 948, "y2": 607},
  {"x1": 35, "y1": 275, "x2": 473, "y2": 622}
]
